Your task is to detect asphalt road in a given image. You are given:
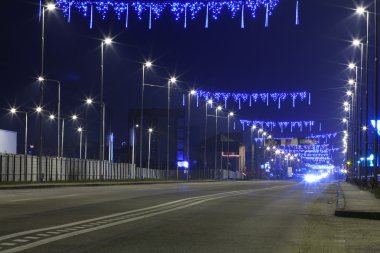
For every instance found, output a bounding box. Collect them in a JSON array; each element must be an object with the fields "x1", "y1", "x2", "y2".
[{"x1": 0, "y1": 180, "x2": 379, "y2": 253}]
